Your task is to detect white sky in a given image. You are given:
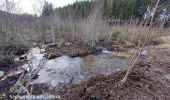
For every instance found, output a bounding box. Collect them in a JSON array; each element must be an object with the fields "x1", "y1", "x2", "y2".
[{"x1": 0, "y1": 0, "x2": 84, "y2": 15}]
